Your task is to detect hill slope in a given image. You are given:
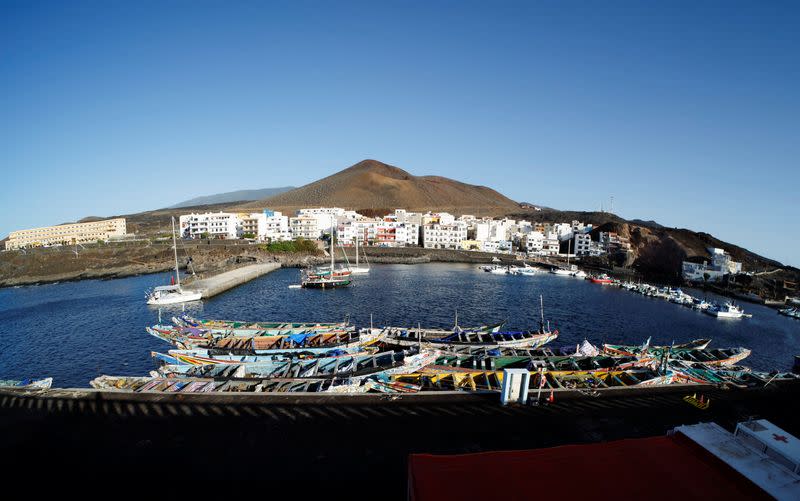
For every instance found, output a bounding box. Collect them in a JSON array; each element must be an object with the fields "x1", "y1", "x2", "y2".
[
  {"x1": 171, "y1": 187, "x2": 295, "y2": 208},
  {"x1": 238, "y1": 159, "x2": 520, "y2": 215}
]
